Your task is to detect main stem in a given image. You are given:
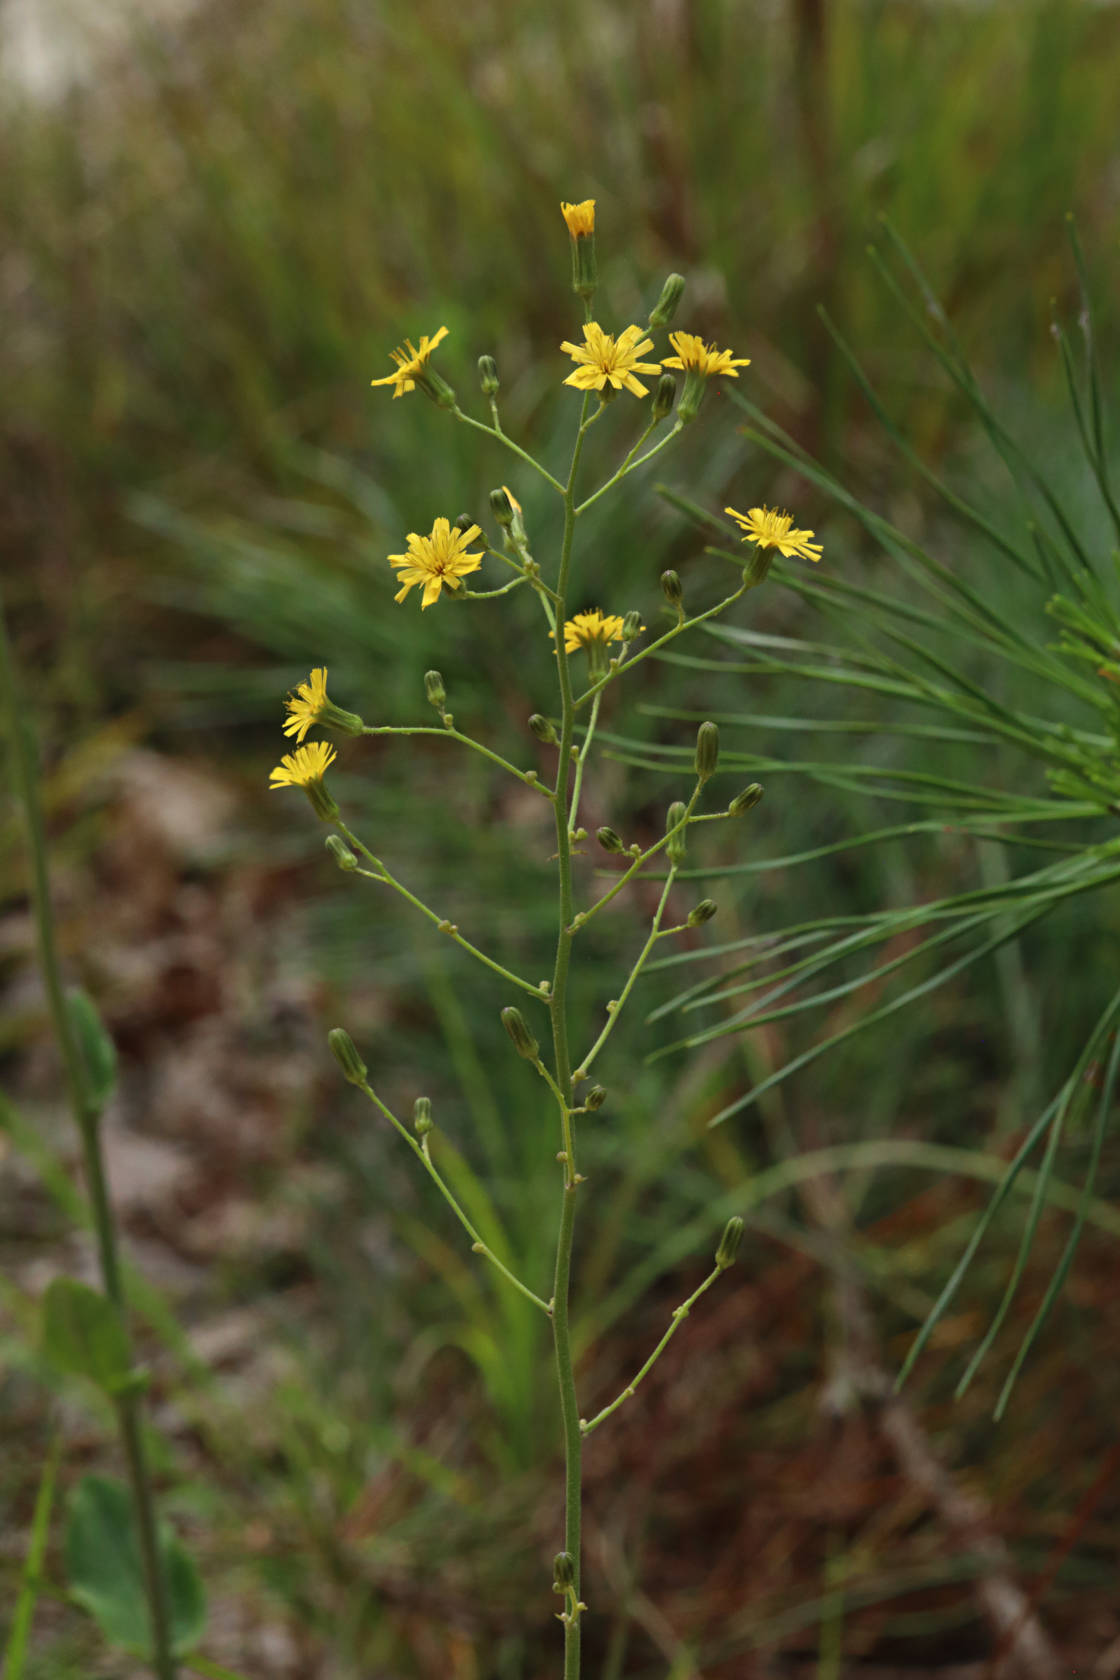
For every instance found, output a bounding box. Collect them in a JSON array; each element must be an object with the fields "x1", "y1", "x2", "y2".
[
  {"x1": 549, "y1": 399, "x2": 595, "y2": 1680},
  {"x1": 0, "y1": 590, "x2": 178, "y2": 1680}
]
